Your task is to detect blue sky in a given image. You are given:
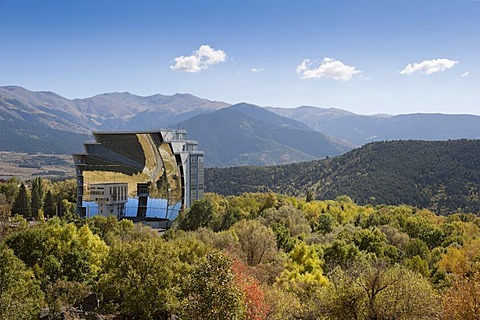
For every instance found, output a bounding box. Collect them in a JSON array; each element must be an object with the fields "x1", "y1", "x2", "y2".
[{"x1": 1, "y1": 0, "x2": 479, "y2": 115}]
